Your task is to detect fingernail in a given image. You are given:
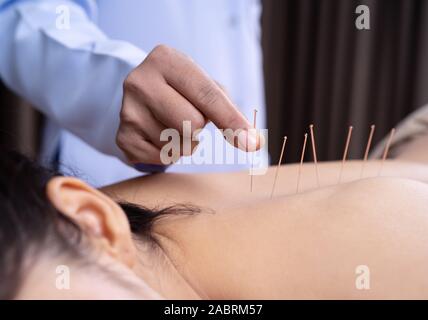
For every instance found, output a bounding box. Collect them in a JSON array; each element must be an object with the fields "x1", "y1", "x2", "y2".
[{"x1": 238, "y1": 129, "x2": 258, "y2": 152}]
